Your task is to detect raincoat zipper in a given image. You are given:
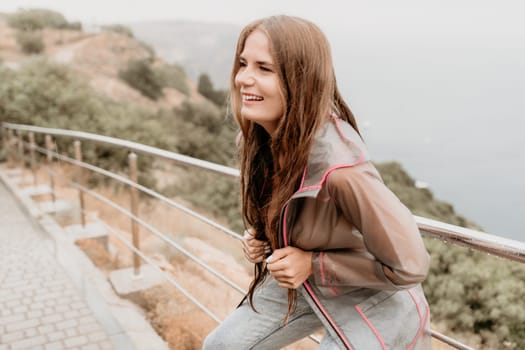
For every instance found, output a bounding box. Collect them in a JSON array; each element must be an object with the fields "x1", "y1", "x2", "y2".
[{"x1": 279, "y1": 199, "x2": 353, "y2": 350}]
